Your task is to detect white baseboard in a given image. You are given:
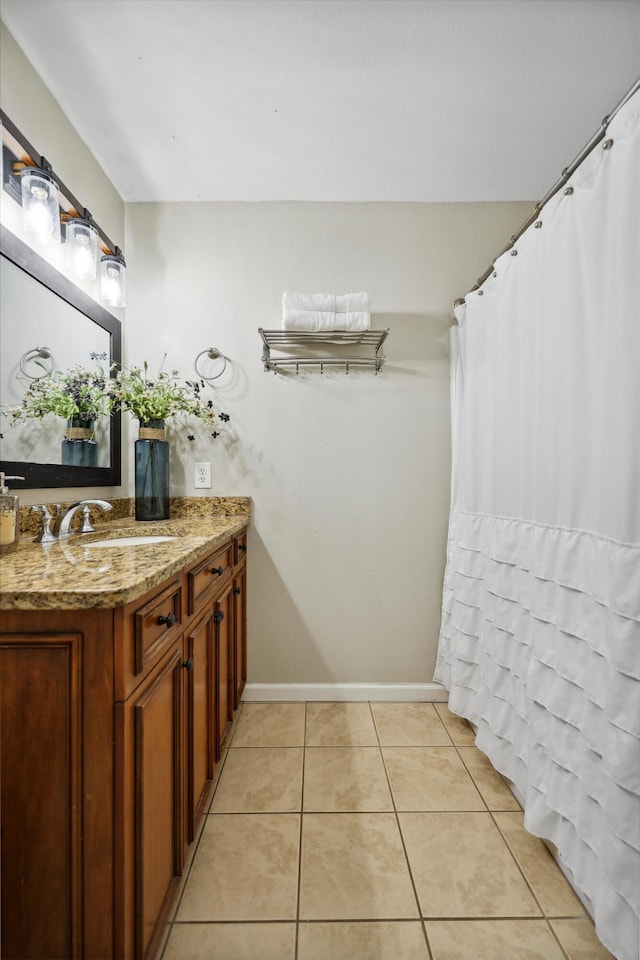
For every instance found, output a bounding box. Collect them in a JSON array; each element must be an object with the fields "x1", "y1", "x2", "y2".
[{"x1": 242, "y1": 682, "x2": 449, "y2": 702}]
